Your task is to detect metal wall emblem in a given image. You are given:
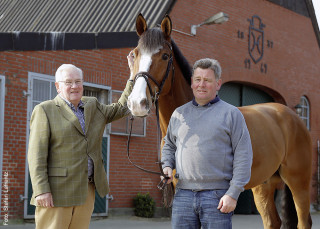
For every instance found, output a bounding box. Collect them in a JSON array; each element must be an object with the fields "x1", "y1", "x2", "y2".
[{"x1": 248, "y1": 15, "x2": 265, "y2": 64}]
